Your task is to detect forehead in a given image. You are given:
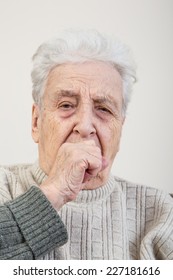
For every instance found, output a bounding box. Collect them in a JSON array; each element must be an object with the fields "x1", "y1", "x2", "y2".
[{"x1": 45, "y1": 61, "x2": 123, "y2": 97}]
